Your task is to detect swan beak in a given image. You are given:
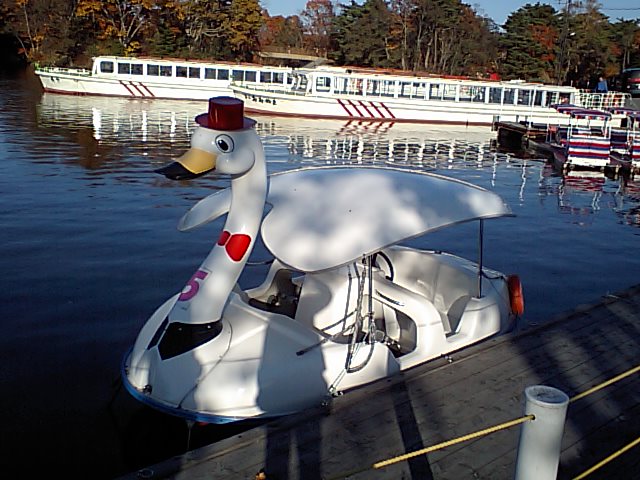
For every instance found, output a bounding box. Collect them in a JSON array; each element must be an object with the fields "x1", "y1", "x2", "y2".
[{"x1": 156, "y1": 148, "x2": 218, "y2": 180}]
